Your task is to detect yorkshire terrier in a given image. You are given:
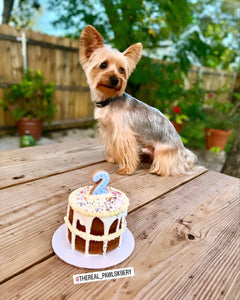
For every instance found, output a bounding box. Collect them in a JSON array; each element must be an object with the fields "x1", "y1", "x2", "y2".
[{"x1": 79, "y1": 25, "x2": 197, "y2": 176}]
